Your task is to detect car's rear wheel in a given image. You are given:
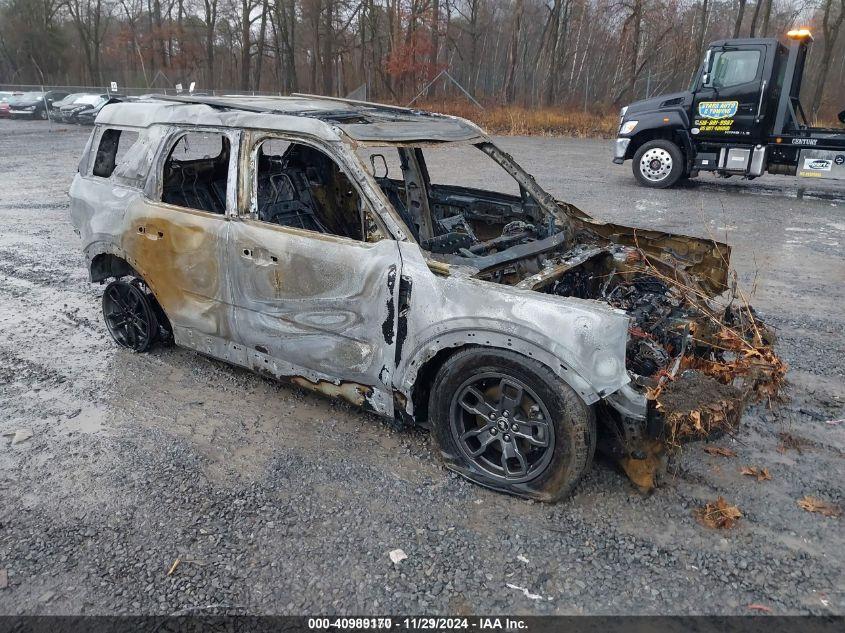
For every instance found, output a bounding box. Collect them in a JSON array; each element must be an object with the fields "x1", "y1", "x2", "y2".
[
  {"x1": 38, "y1": 108, "x2": 47, "y2": 120},
  {"x1": 429, "y1": 348, "x2": 595, "y2": 502},
  {"x1": 102, "y1": 279, "x2": 160, "y2": 352},
  {"x1": 632, "y1": 139, "x2": 684, "y2": 188}
]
